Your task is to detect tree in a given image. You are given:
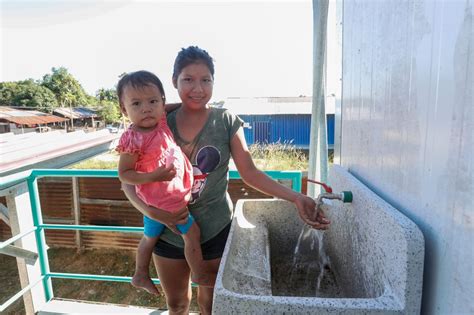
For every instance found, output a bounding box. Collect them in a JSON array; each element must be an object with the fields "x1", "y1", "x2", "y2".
[
  {"x1": 0, "y1": 82, "x2": 20, "y2": 105},
  {"x1": 95, "y1": 88, "x2": 120, "y2": 123},
  {"x1": 0, "y1": 80, "x2": 58, "y2": 112},
  {"x1": 97, "y1": 100, "x2": 121, "y2": 123},
  {"x1": 41, "y1": 67, "x2": 90, "y2": 108},
  {"x1": 96, "y1": 88, "x2": 118, "y2": 103},
  {"x1": 84, "y1": 94, "x2": 98, "y2": 107}
]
